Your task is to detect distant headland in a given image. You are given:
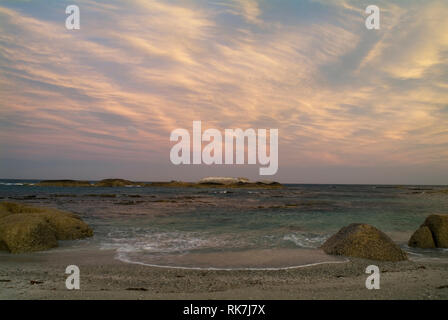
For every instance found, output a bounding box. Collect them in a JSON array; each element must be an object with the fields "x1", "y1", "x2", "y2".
[{"x1": 33, "y1": 177, "x2": 283, "y2": 189}]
